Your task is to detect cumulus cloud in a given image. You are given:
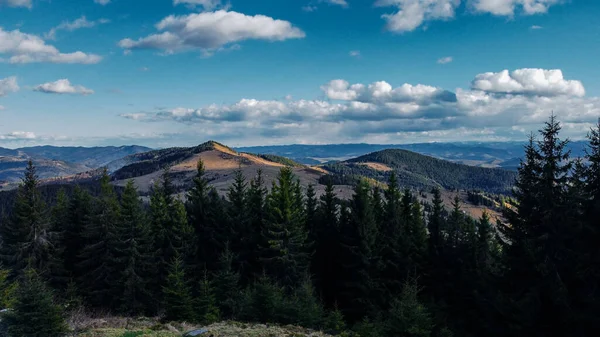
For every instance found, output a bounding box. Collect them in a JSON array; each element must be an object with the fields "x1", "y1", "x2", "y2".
[
  {"x1": 349, "y1": 50, "x2": 361, "y2": 58},
  {"x1": 321, "y1": 79, "x2": 457, "y2": 103},
  {"x1": 437, "y1": 56, "x2": 453, "y2": 64},
  {"x1": 0, "y1": 0, "x2": 31, "y2": 8},
  {"x1": 119, "y1": 68, "x2": 598, "y2": 144},
  {"x1": 375, "y1": 0, "x2": 460, "y2": 33},
  {"x1": 118, "y1": 11, "x2": 305, "y2": 55},
  {"x1": 0, "y1": 76, "x2": 19, "y2": 97},
  {"x1": 33, "y1": 79, "x2": 94, "y2": 95},
  {"x1": 470, "y1": 0, "x2": 562, "y2": 16},
  {"x1": 0, "y1": 131, "x2": 36, "y2": 140},
  {"x1": 0, "y1": 28, "x2": 102, "y2": 64},
  {"x1": 93, "y1": 0, "x2": 110, "y2": 5},
  {"x1": 471, "y1": 68, "x2": 585, "y2": 97},
  {"x1": 45, "y1": 16, "x2": 110, "y2": 40},
  {"x1": 173, "y1": 0, "x2": 228, "y2": 10}
]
